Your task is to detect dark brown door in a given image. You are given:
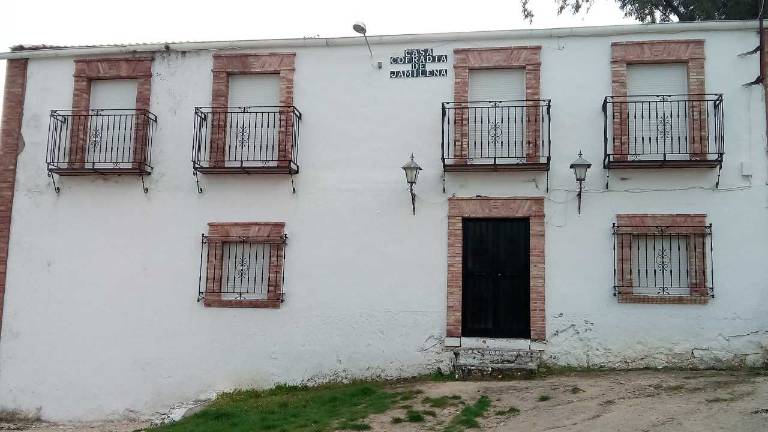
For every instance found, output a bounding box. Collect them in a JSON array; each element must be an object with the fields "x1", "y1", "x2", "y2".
[{"x1": 462, "y1": 218, "x2": 530, "y2": 338}]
